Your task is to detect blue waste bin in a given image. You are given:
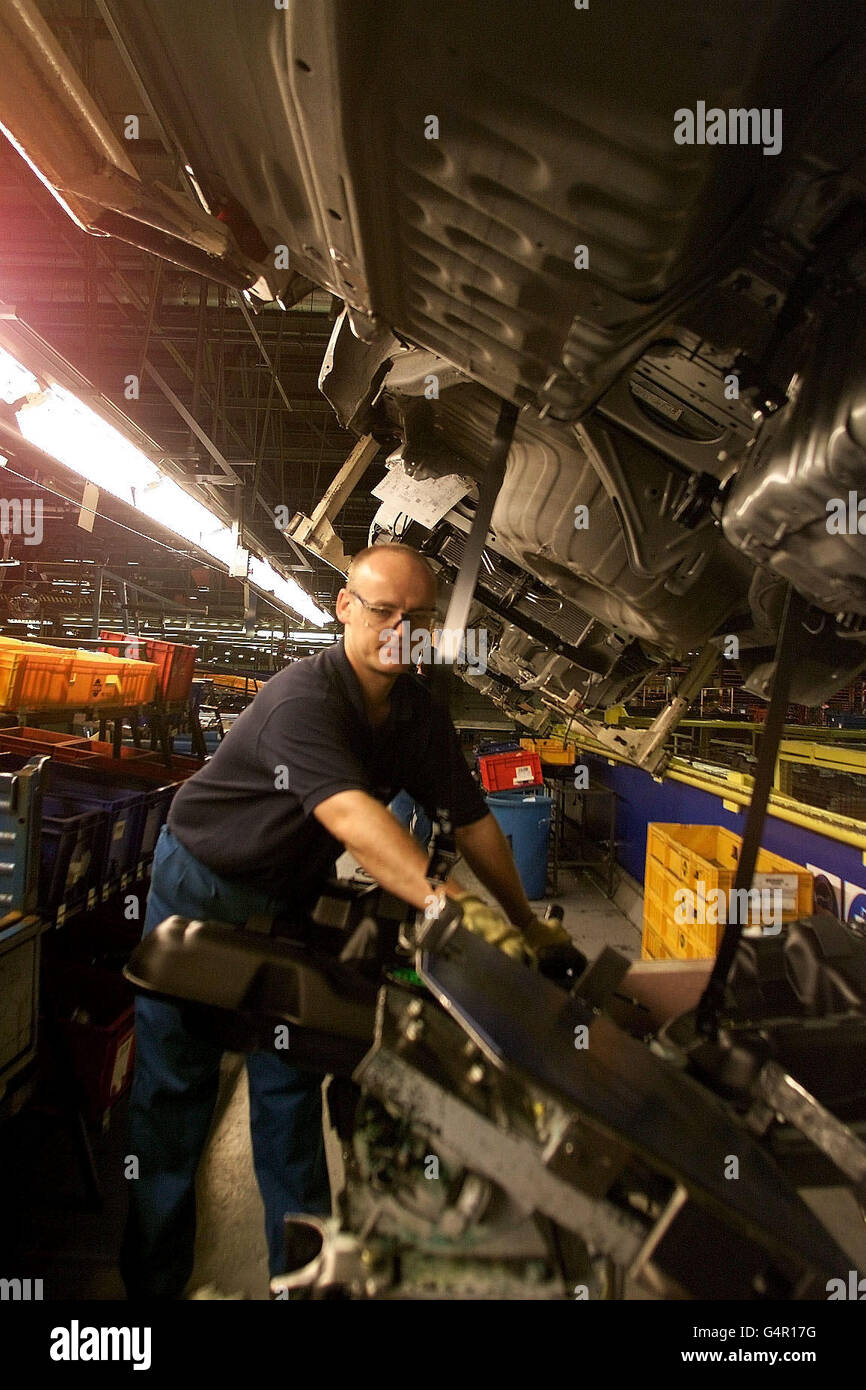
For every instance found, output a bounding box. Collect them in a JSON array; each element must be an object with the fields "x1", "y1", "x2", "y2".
[{"x1": 487, "y1": 791, "x2": 552, "y2": 900}]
